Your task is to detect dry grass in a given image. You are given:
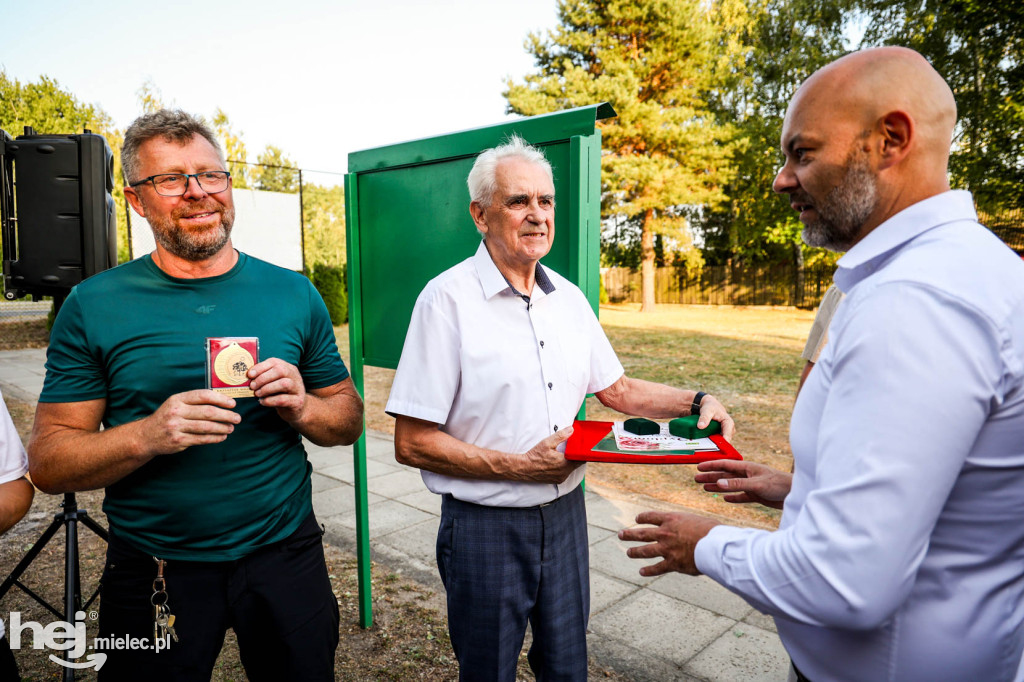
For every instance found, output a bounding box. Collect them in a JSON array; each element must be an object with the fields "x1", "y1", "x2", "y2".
[
  {"x1": 0, "y1": 320, "x2": 49, "y2": 351},
  {"x1": 337, "y1": 303, "x2": 816, "y2": 530}
]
